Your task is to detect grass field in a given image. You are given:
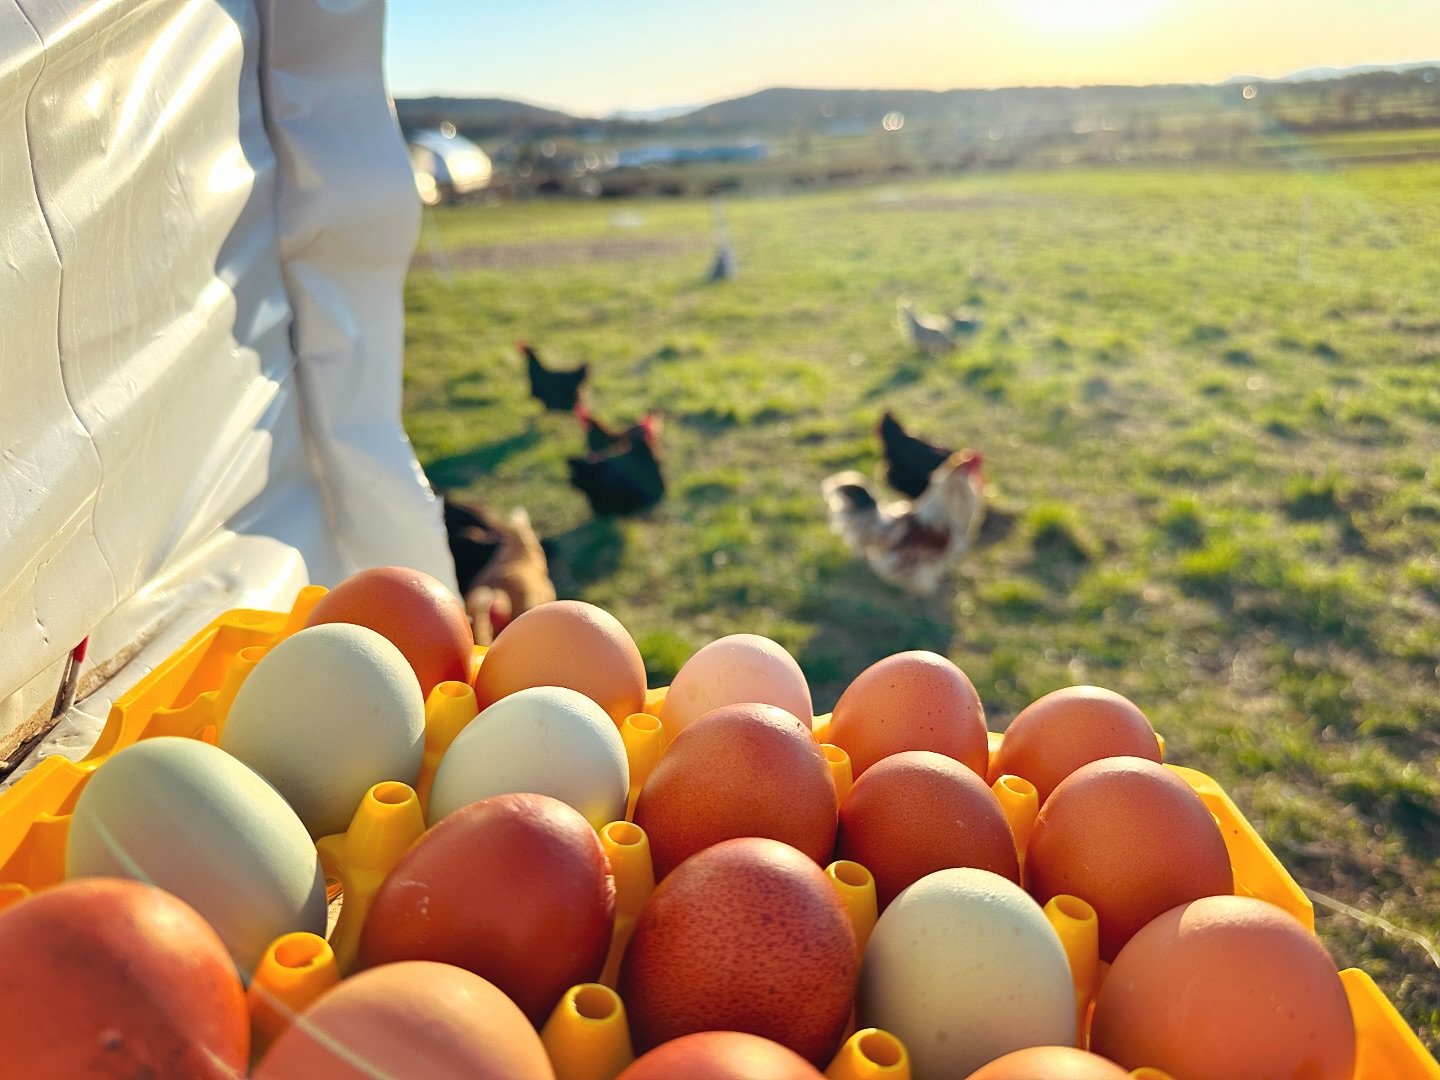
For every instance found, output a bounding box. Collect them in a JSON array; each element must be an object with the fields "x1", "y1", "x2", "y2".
[{"x1": 402, "y1": 162, "x2": 1440, "y2": 1048}]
